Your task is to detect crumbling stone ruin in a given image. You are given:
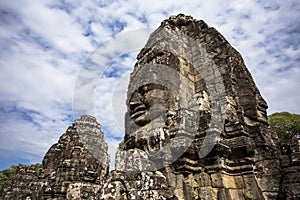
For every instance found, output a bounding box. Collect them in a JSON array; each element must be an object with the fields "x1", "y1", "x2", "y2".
[
  {"x1": 1, "y1": 14, "x2": 299, "y2": 199},
  {"x1": 1, "y1": 115, "x2": 109, "y2": 199}
]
